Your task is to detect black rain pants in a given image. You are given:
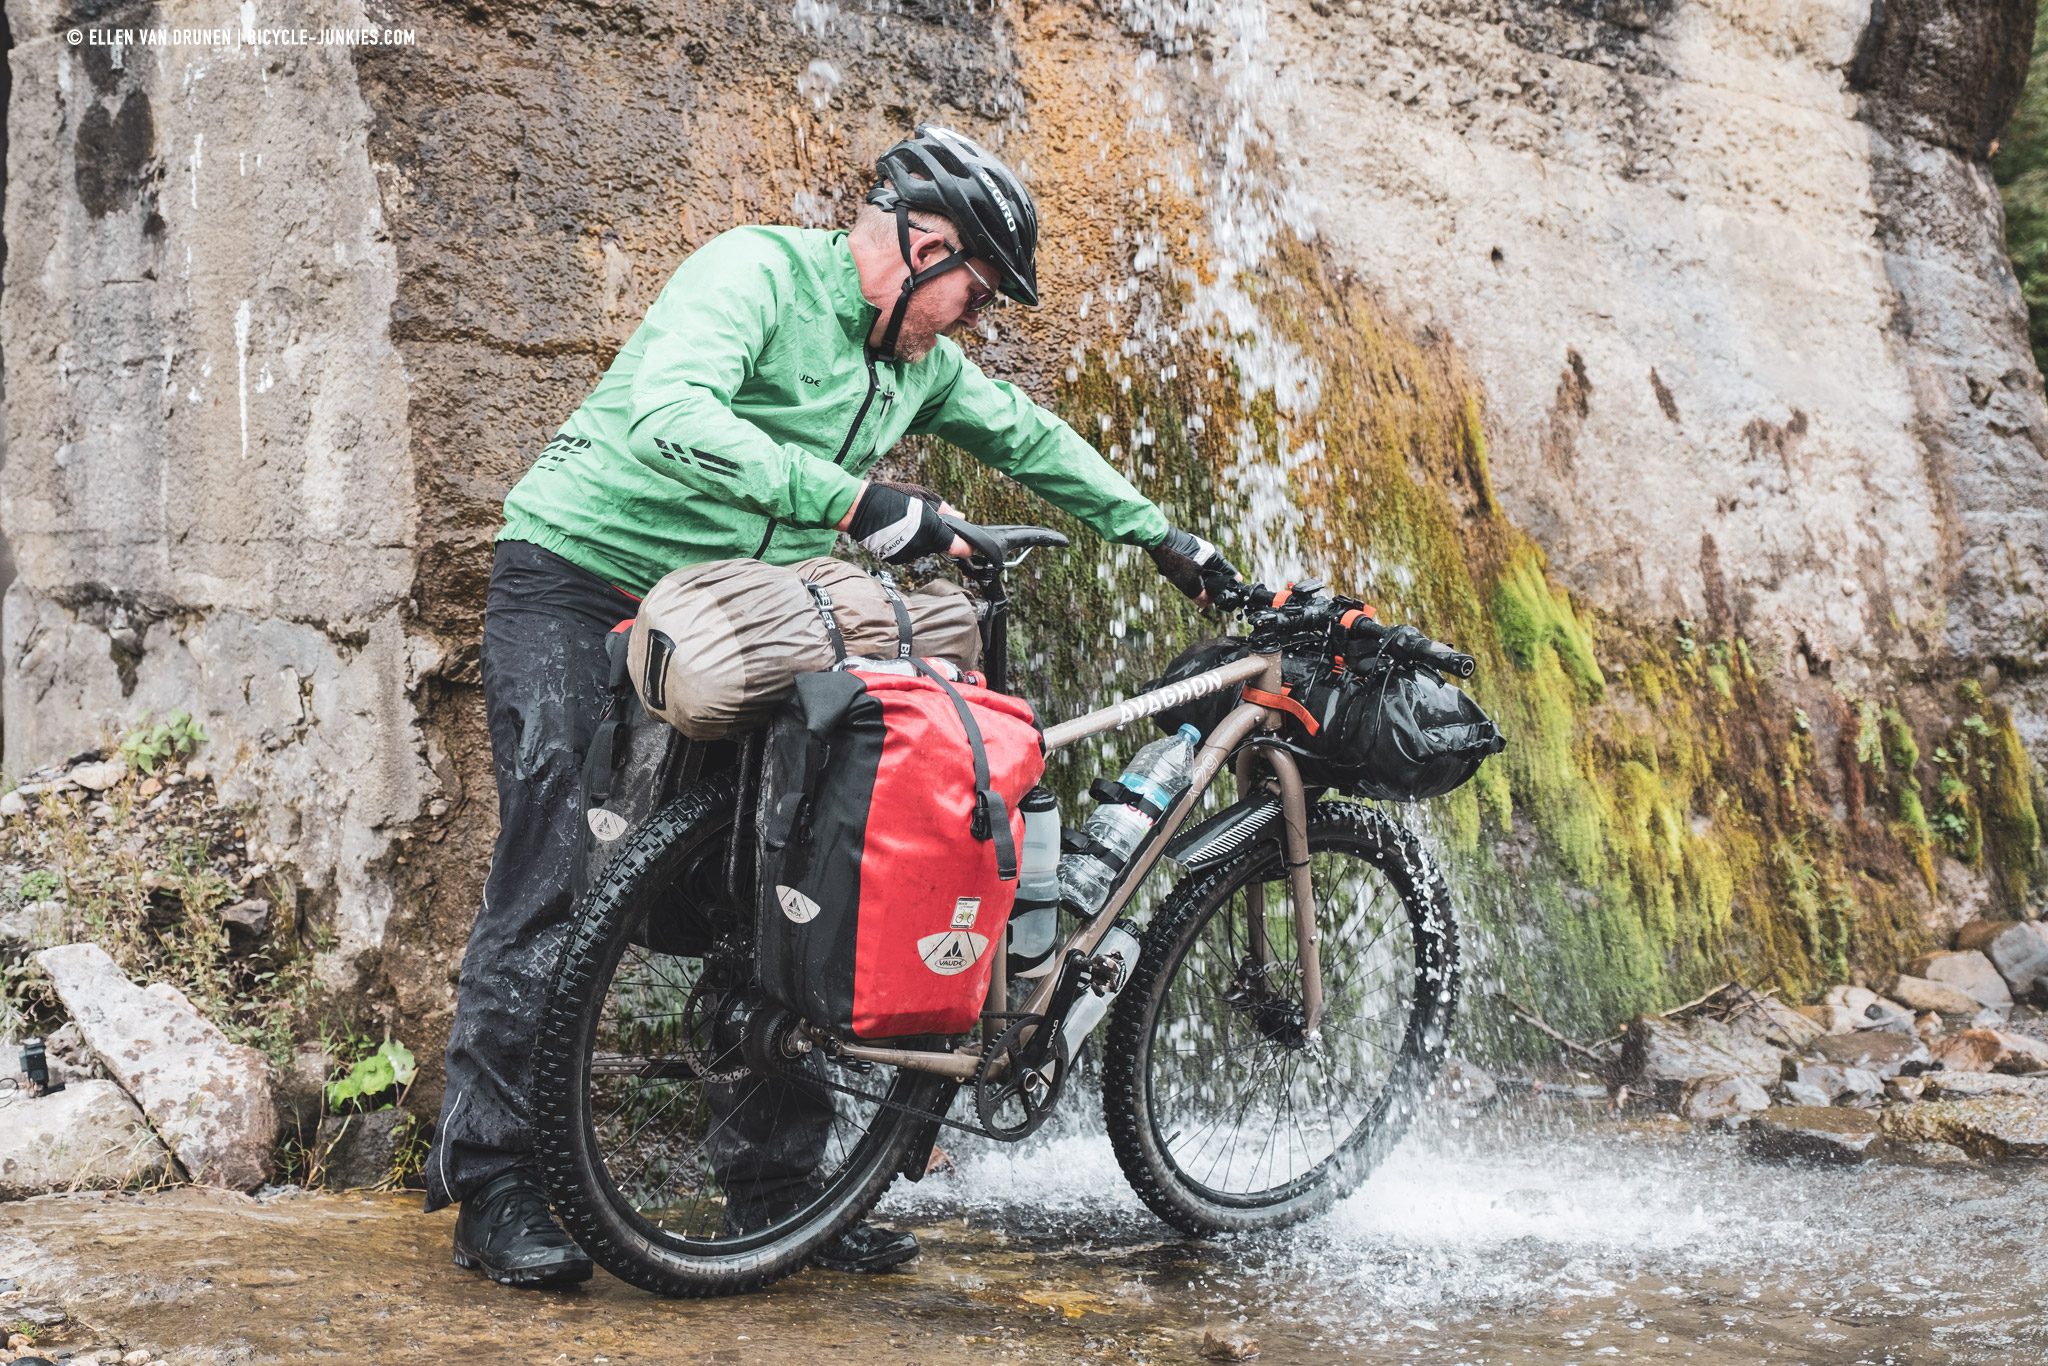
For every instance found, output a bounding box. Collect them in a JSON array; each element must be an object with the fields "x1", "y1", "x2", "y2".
[{"x1": 425, "y1": 540, "x2": 832, "y2": 1215}]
